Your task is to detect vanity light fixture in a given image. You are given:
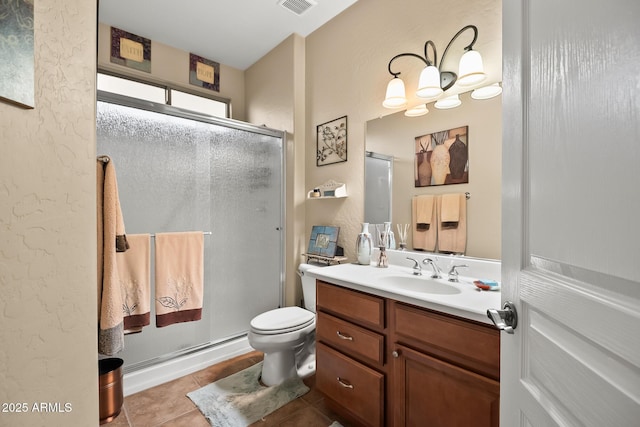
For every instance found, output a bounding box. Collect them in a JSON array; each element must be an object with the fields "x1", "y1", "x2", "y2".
[
  {"x1": 434, "y1": 94, "x2": 462, "y2": 110},
  {"x1": 383, "y1": 25, "x2": 499, "y2": 115},
  {"x1": 471, "y1": 82, "x2": 502, "y2": 100},
  {"x1": 404, "y1": 104, "x2": 429, "y2": 117}
]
